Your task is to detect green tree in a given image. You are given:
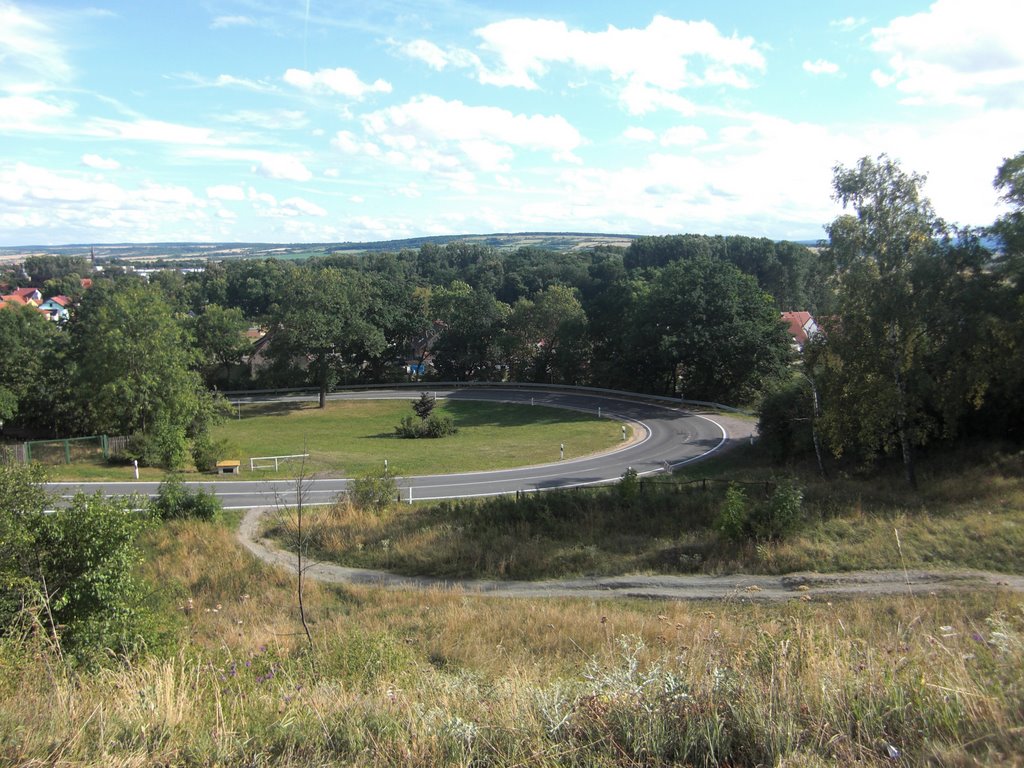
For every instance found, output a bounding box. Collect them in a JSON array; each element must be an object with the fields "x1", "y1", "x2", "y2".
[
  {"x1": 412, "y1": 392, "x2": 436, "y2": 420},
  {"x1": 814, "y1": 155, "x2": 1005, "y2": 487},
  {"x1": 192, "y1": 303, "x2": 251, "y2": 387},
  {"x1": 503, "y1": 285, "x2": 591, "y2": 384},
  {"x1": 0, "y1": 464, "x2": 152, "y2": 662},
  {"x1": 267, "y1": 268, "x2": 386, "y2": 407},
  {"x1": 23, "y1": 254, "x2": 91, "y2": 285},
  {"x1": 68, "y1": 281, "x2": 220, "y2": 464},
  {"x1": 634, "y1": 256, "x2": 790, "y2": 401},
  {"x1": 0, "y1": 302, "x2": 64, "y2": 431},
  {"x1": 430, "y1": 281, "x2": 511, "y2": 381}
]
